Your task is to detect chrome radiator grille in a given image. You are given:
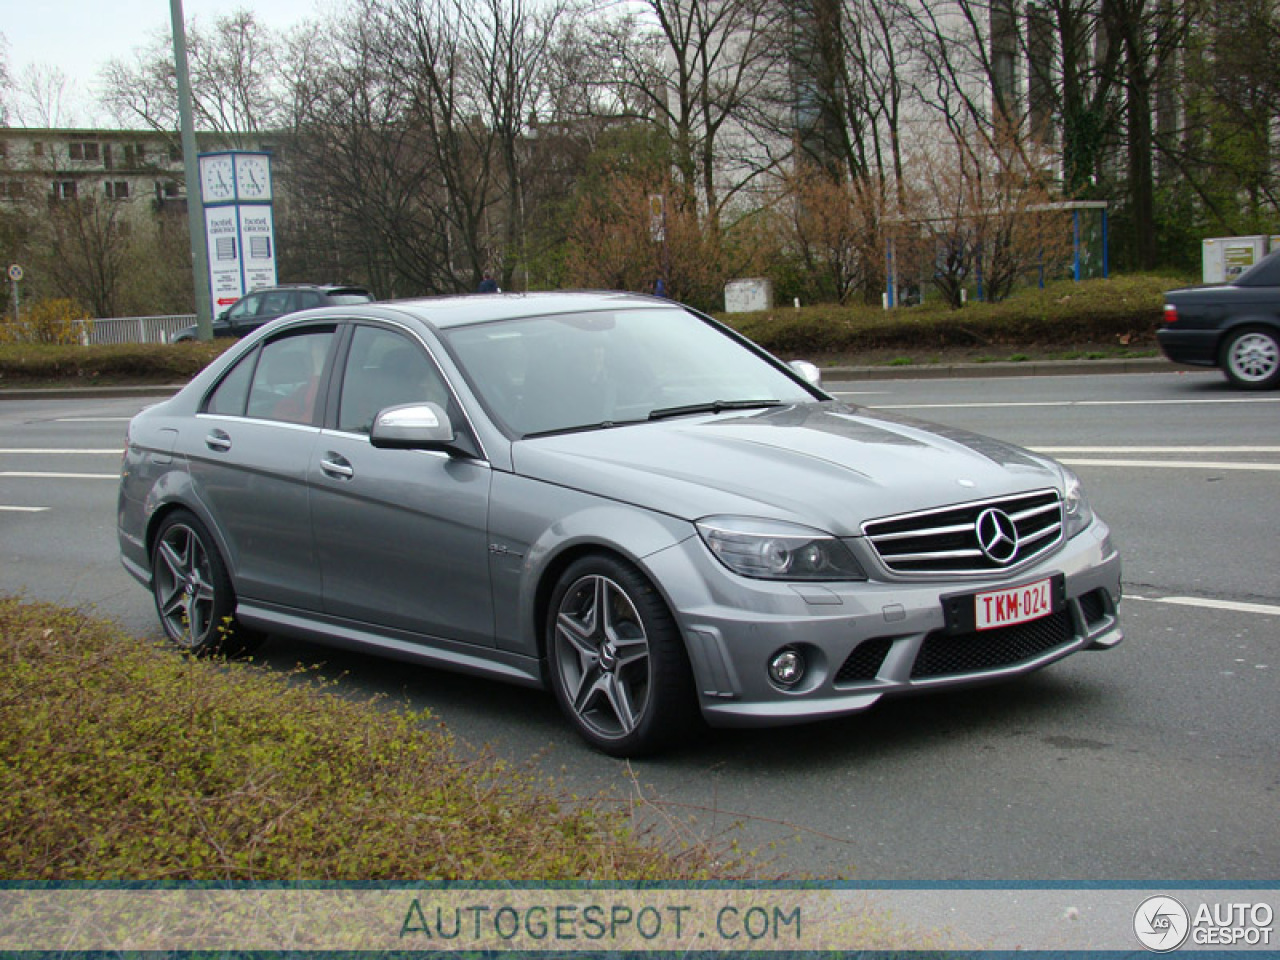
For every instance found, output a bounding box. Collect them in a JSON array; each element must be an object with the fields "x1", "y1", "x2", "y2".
[{"x1": 863, "y1": 489, "x2": 1063, "y2": 575}]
